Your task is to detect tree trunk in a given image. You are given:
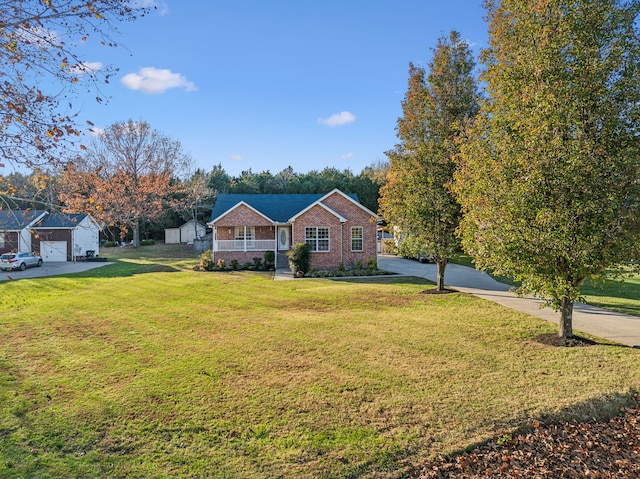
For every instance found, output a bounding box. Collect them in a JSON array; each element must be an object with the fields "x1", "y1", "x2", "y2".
[
  {"x1": 559, "y1": 296, "x2": 573, "y2": 338},
  {"x1": 133, "y1": 218, "x2": 140, "y2": 248},
  {"x1": 436, "y1": 259, "x2": 447, "y2": 291}
]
